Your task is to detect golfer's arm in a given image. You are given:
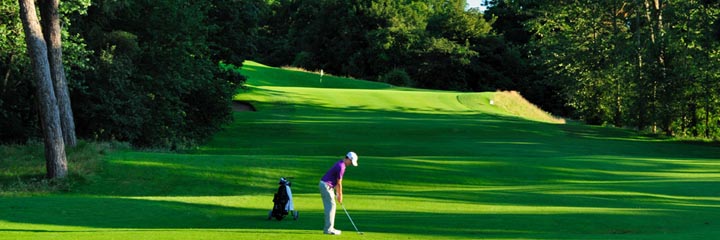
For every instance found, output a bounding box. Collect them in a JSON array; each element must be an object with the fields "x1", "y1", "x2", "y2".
[{"x1": 336, "y1": 179, "x2": 343, "y2": 201}]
